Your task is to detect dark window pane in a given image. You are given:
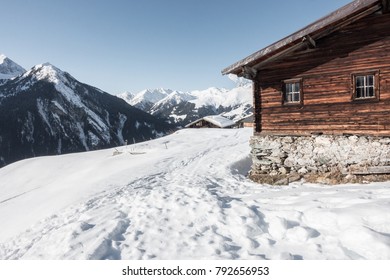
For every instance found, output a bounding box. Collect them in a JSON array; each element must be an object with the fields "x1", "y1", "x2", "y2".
[
  {"x1": 368, "y1": 75, "x2": 374, "y2": 86},
  {"x1": 293, "y1": 92, "x2": 300, "y2": 102},
  {"x1": 368, "y1": 87, "x2": 374, "y2": 97},
  {"x1": 356, "y1": 88, "x2": 364, "y2": 98},
  {"x1": 356, "y1": 76, "x2": 364, "y2": 88},
  {"x1": 286, "y1": 93, "x2": 292, "y2": 102}
]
